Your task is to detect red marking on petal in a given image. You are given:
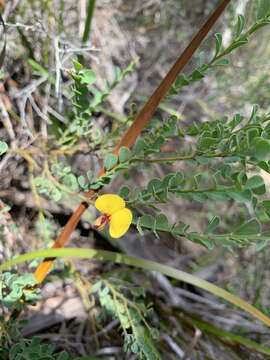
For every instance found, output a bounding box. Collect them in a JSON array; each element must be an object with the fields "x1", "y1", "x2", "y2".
[{"x1": 94, "y1": 214, "x2": 111, "y2": 230}]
